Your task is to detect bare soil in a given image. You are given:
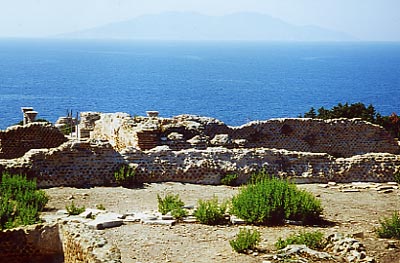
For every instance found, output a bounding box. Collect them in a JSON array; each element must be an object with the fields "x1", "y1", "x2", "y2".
[{"x1": 44, "y1": 183, "x2": 400, "y2": 263}]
